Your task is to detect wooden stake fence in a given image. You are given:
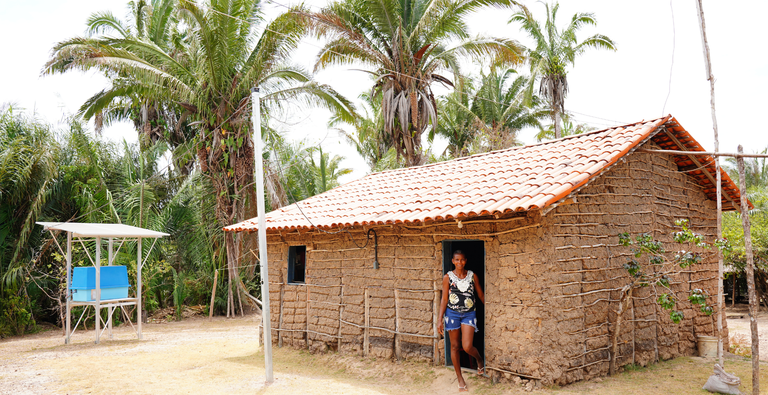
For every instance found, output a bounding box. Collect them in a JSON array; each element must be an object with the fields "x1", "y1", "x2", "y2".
[{"x1": 260, "y1": 281, "x2": 541, "y2": 381}]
